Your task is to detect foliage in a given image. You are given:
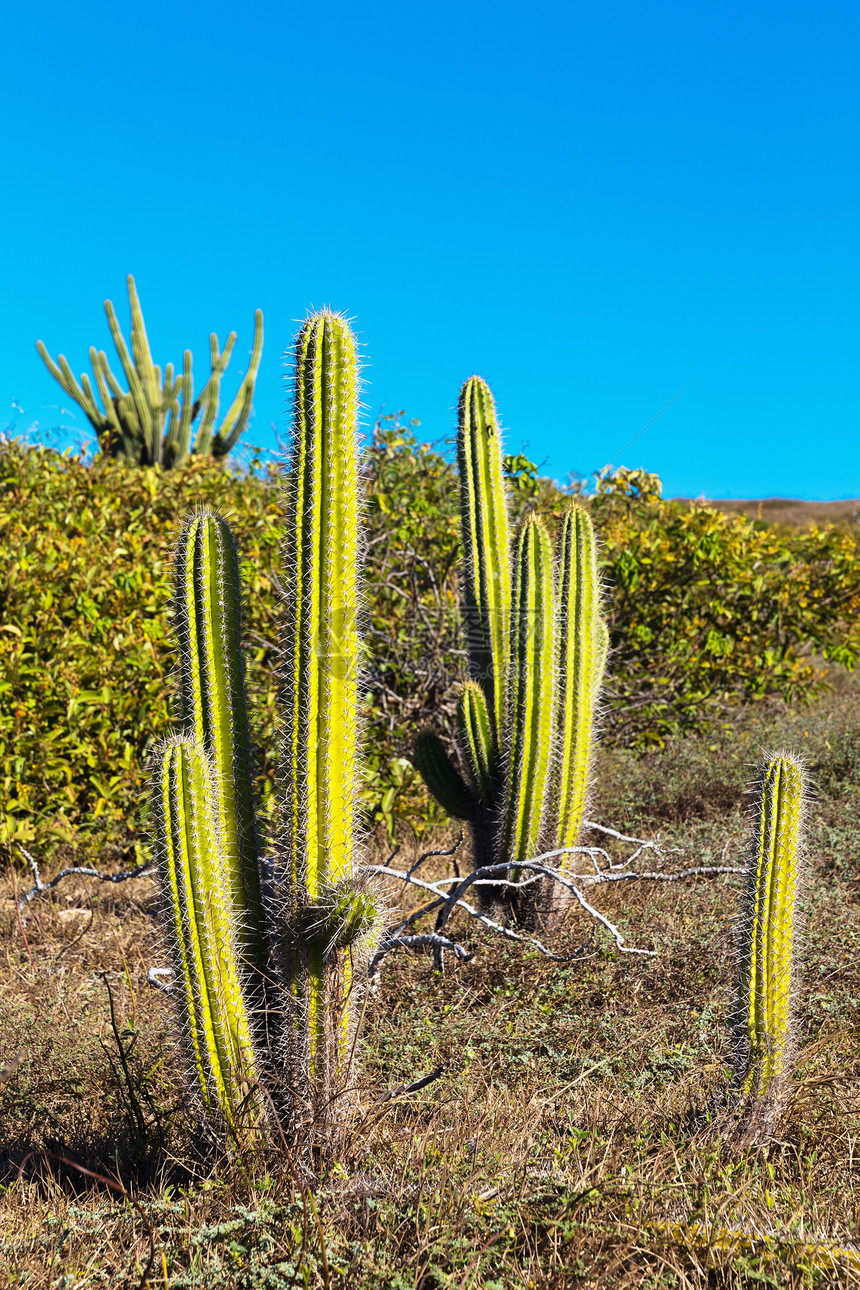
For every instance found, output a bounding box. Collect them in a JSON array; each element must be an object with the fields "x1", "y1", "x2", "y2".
[
  {"x1": 360, "y1": 412, "x2": 464, "y2": 838},
  {"x1": 36, "y1": 274, "x2": 263, "y2": 469},
  {"x1": 1, "y1": 425, "x2": 858, "y2": 870},
  {"x1": 589, "y1": 469, "x2": 860, "y2": 746}
]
